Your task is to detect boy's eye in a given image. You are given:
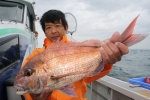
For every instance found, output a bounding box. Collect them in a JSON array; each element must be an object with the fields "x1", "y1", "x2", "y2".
[
  {"x1": 46, "y1": 26, "x2": 51, "y2": 29},
  {"x1": 55, "y1": 24, "x2": 61, "y2": 27}
]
